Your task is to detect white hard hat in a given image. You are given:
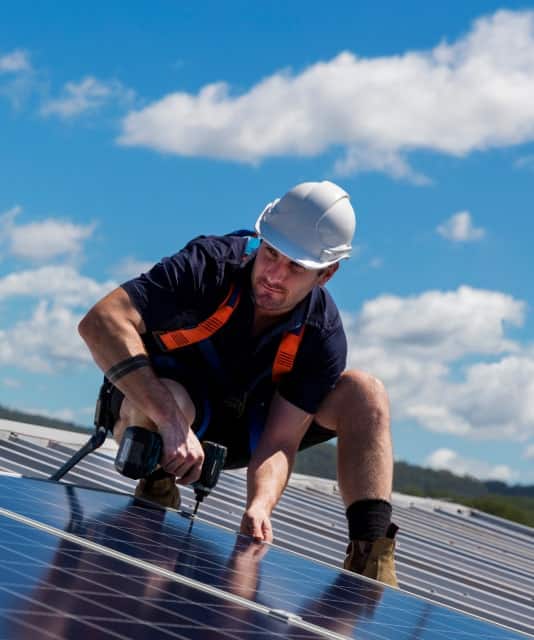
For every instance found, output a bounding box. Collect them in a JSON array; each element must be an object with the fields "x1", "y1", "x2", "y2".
[{"x1": 255, "y1": 180, "x2": 356, "y2": 269}]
